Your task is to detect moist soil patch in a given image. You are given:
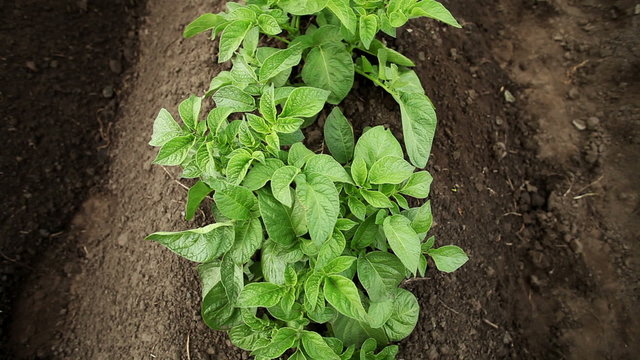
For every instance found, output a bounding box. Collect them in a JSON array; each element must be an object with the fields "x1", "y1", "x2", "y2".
[{"x1": 5, "y1": 0, "x2": 639, "y2": 359}]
